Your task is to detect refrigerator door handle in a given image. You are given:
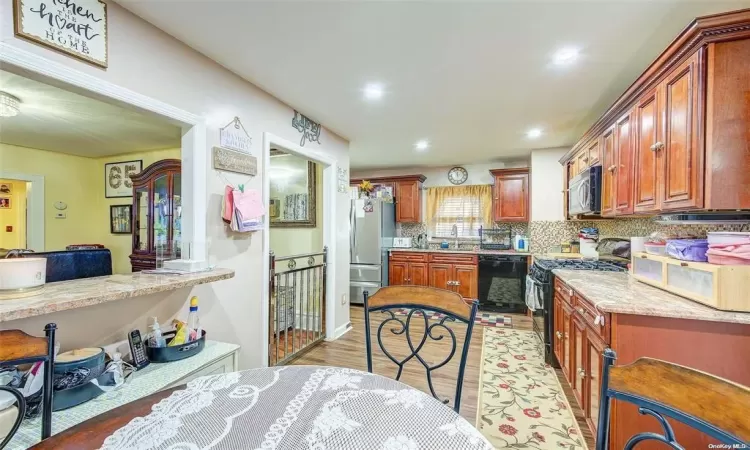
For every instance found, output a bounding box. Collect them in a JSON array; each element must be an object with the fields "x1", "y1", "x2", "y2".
[
  {"x1": 349, "y1": 202, "x2": 355, "y2": 261},
  {"x1": 352, "y1": 204, "x2": 358, "y2": 261}
]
